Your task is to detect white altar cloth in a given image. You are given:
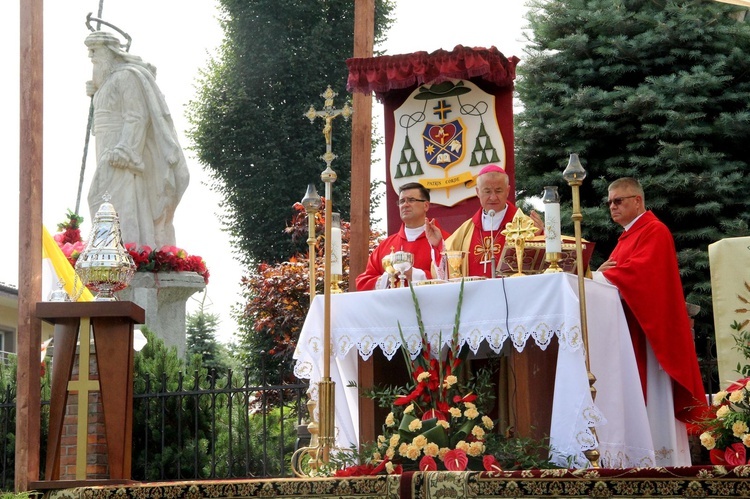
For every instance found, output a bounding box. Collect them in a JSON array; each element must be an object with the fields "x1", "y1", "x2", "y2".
[{"x1": 293, "y1": 273, "x2": 656, "y2": 468}]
